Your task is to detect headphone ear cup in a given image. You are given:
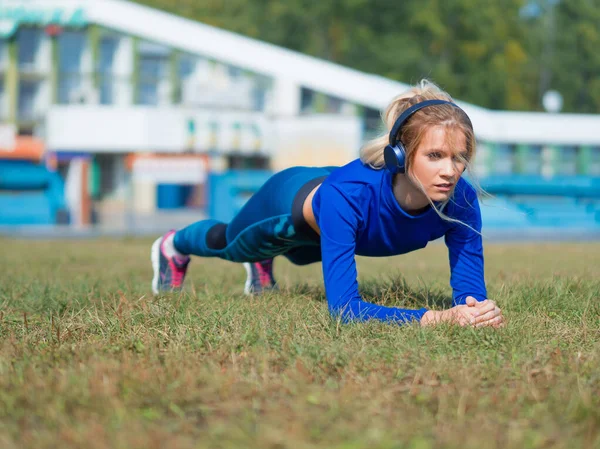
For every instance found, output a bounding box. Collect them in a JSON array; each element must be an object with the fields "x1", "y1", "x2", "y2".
[{"x1": 384, "y1": 144, "x2": 406, "y2": 174}]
